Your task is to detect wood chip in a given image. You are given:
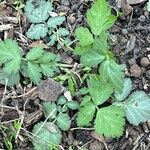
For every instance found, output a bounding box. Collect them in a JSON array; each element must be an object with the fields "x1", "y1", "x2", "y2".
[
  {"x1": 0, "y1": 24, "x2": 13, "y2": 31},
  {"x1": 127, "y1": 0, "x2": 147, "y2": 5}
]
